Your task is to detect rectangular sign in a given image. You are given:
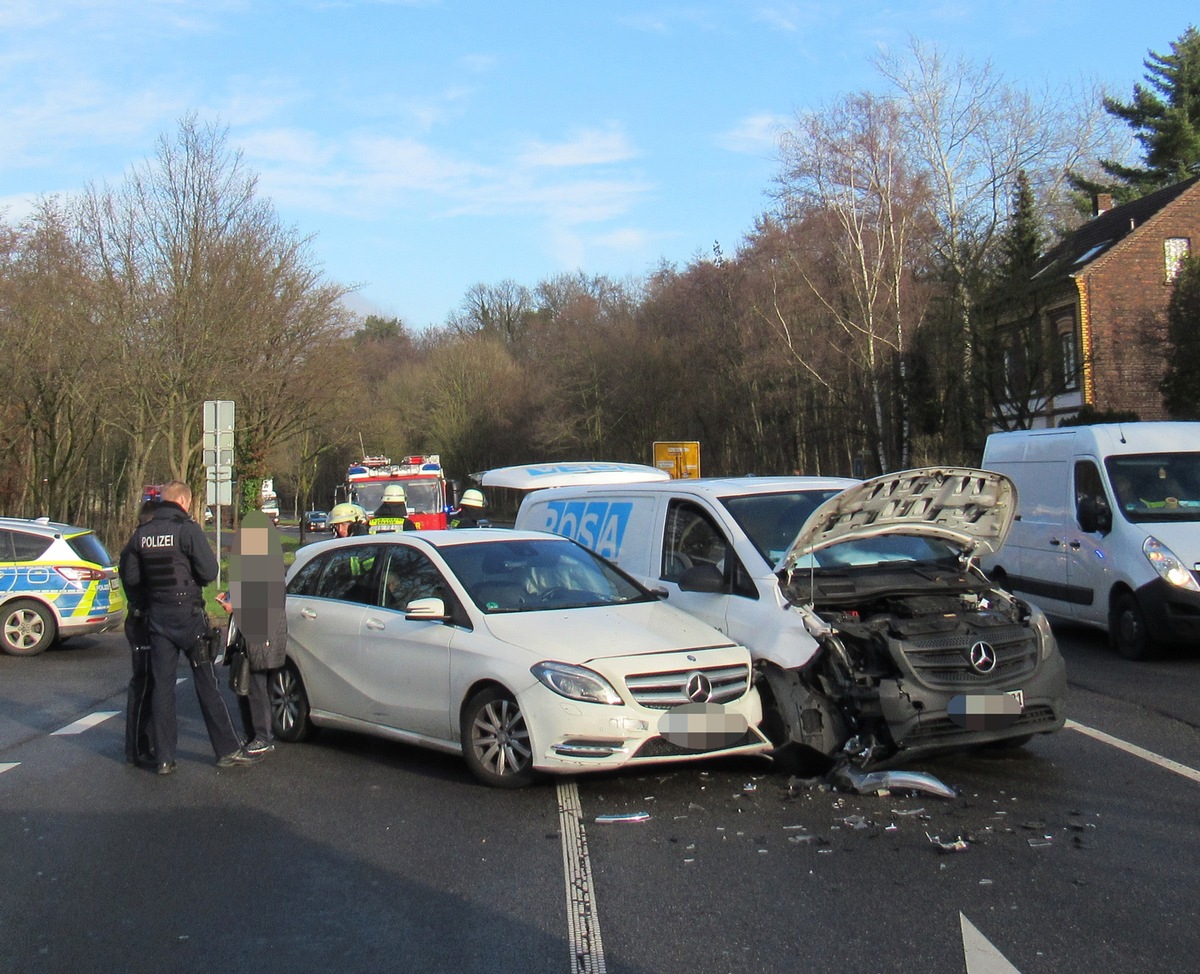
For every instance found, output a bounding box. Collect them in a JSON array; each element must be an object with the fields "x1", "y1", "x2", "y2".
[{"x1": 653, "y1": 441, "x2": 701, "y2": 479}]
